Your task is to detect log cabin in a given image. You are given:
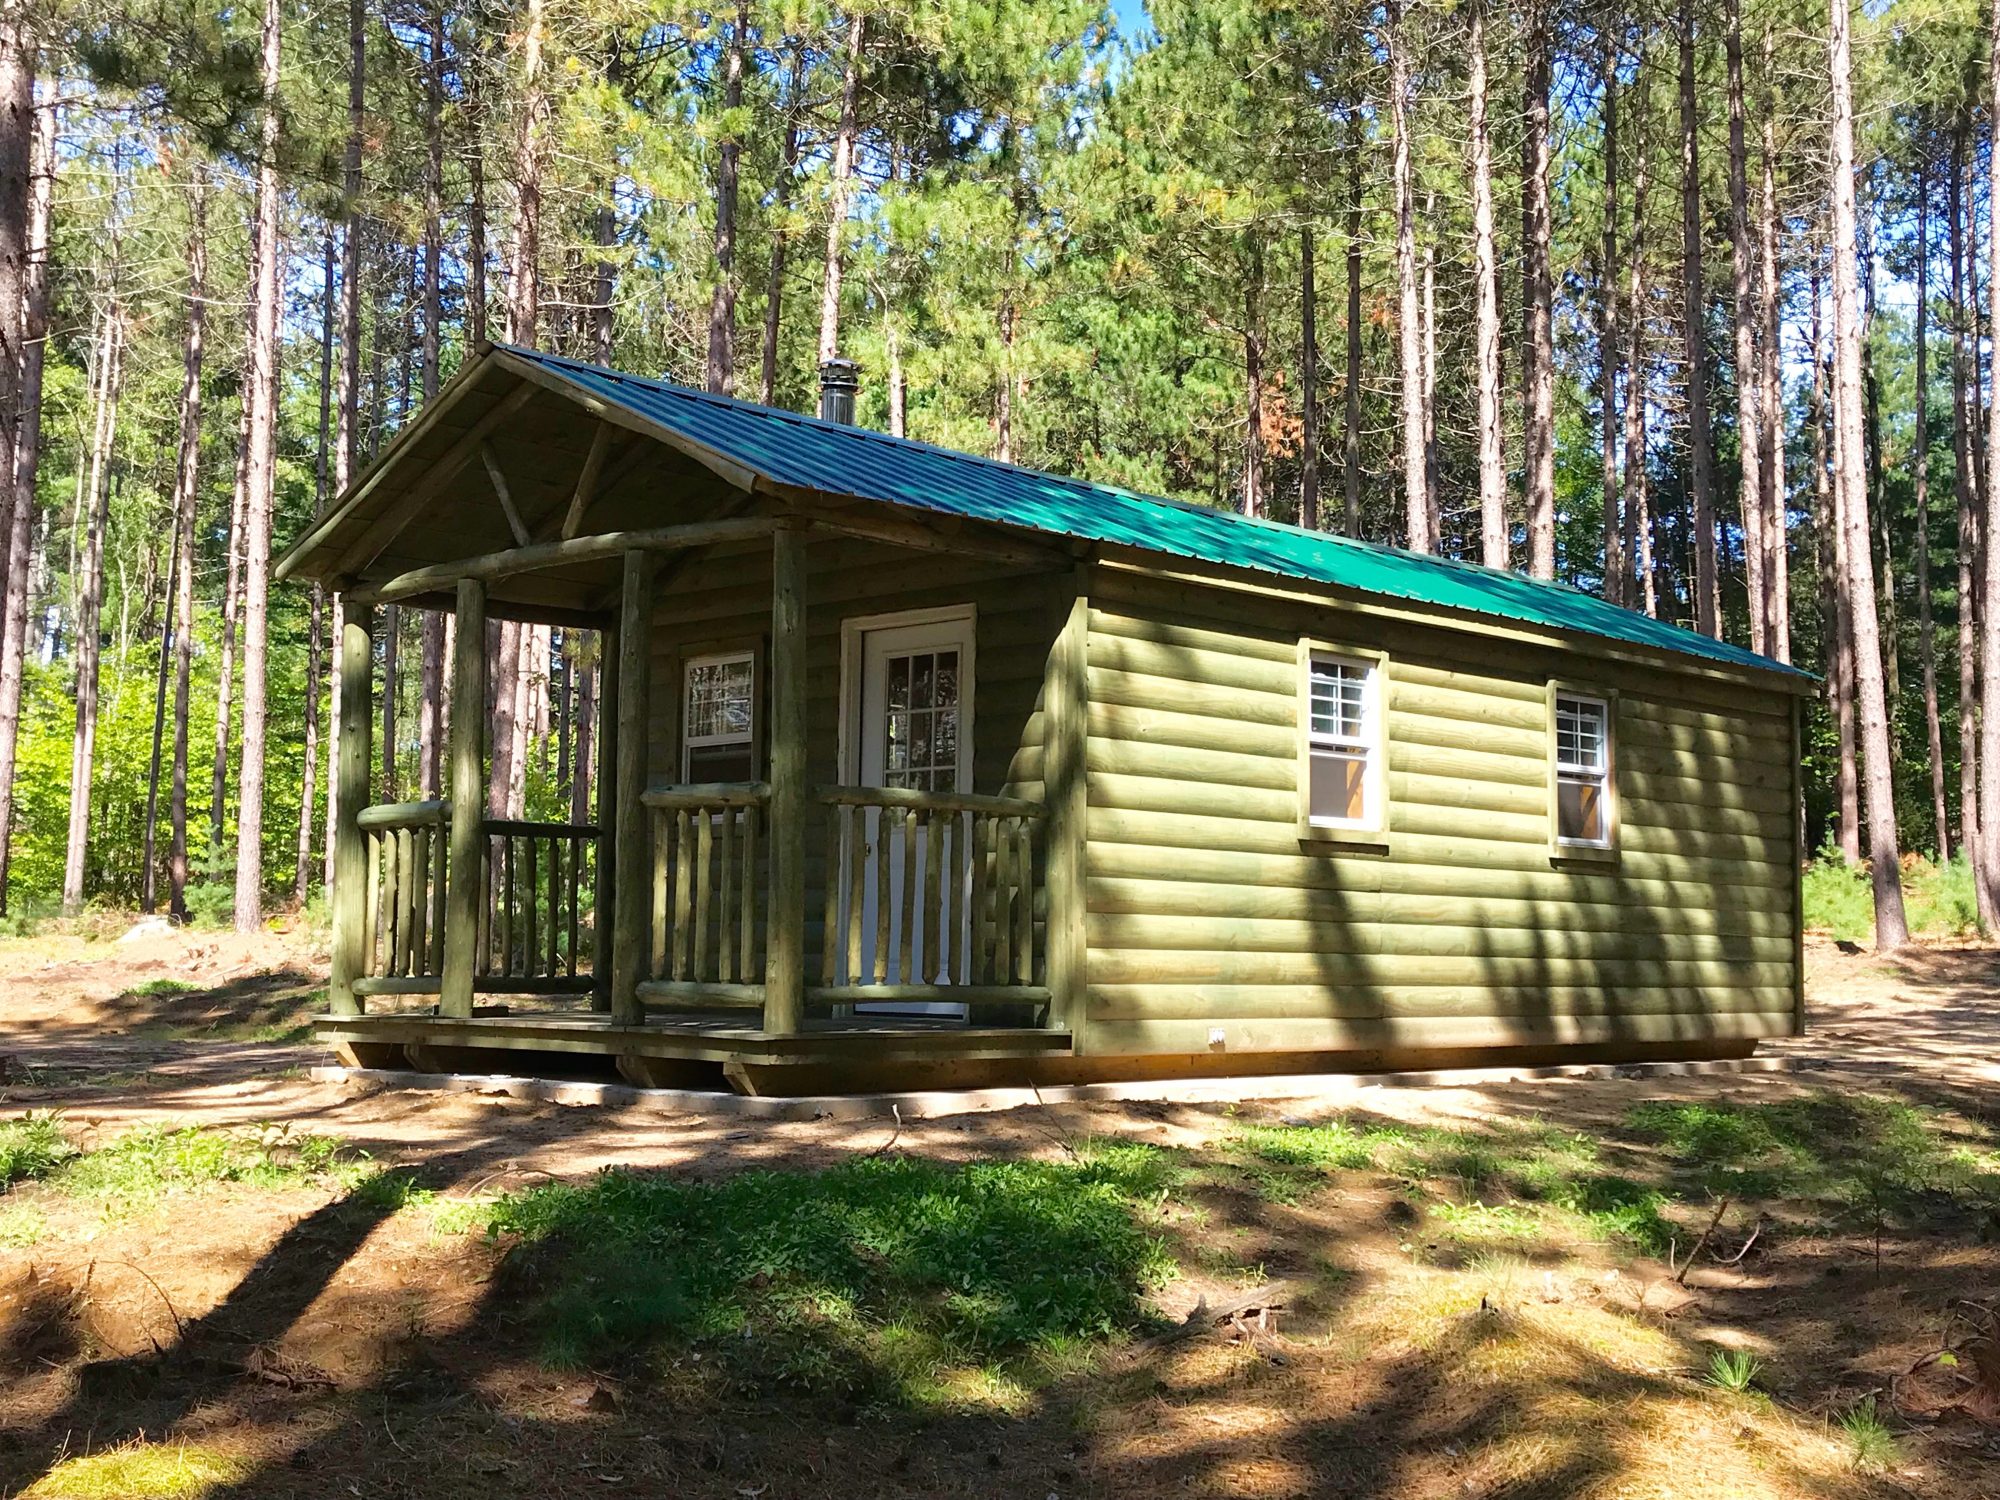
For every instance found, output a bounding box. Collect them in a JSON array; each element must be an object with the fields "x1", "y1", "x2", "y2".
[{"x1": 277, "y1": 344, "x2": 1811, "y2": 1097}]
